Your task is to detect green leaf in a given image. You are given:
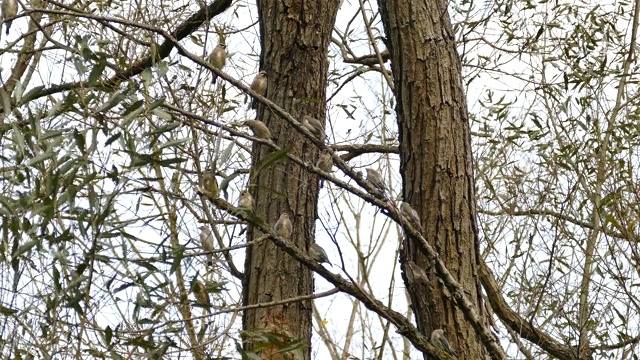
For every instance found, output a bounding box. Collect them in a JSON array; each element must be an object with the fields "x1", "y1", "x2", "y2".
[
  {"x1": 152, "y1": 108, "x2": 172, "y2": 121},
  {"x1": 19, "y1": 85, "x2": 45, "y2": 105},
  {"x1": 14, "y1": 240, "x2": 37, "y2": 257},
  {"x1": 144, "y1": 122, "x2": 181, "y2": 137},
  {"x1": 28, "y1": 148, "x2": 55, "y2": 166},
  {"x1": 121, "y1": 103, "x2": 145, "y2": 125},
  {"x1": 11, "y1": 124, "x2": 26, "y2": 157},
  {"x1": 141, "y1": 68, "x2": 153, "y2": 84},
  {"x1": 131, "y1": 260, "x2": 159, "y2": 272},
  {"x1": 74, "y1": 57, "x2": 87, "y2": 75},
  {"x1": 219, "y1": 141, "x2": 235, "y2": 165},
  {"x1": 104, "y1": 325, "x2": 113, "y2": 346},
  {"x1": 0, "y1": 304, "x2": 18, "y2": 316},
  {"x1": 156, "y1": 138, "x2": 188, "y2": 151},
  {"x1": 169, "y1": 247, "x2": 184, "y2": 275},
  {"x1": 88, "y1": 58, "x2": 107, "y2": 86},
  {"x1": 219, "y1": 172, "x2": 241, "y2": 195},
  {"x1": 95, "y1": 90, "x2": 128, "y2": 114},
  {"x1": 104, "y1": 132, "x2": 122, "y2": 146},
  {"x1": 251, "y1": 146, "x2": 291, "y2": 181}
]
